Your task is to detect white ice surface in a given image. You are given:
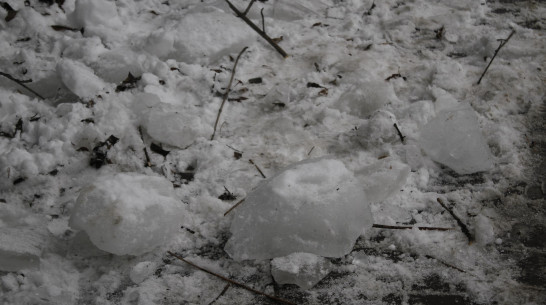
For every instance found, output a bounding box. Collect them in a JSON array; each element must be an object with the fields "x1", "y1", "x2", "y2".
[
  {"x1": 271, "y1": 252, "x2": 333, "y2": 289},
  {"x1": 56, "y1": 59, "x2": 107, "y2": 99},
  {"x1": 69, "y1": 173, "x2": 184, "y2": 256}
]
